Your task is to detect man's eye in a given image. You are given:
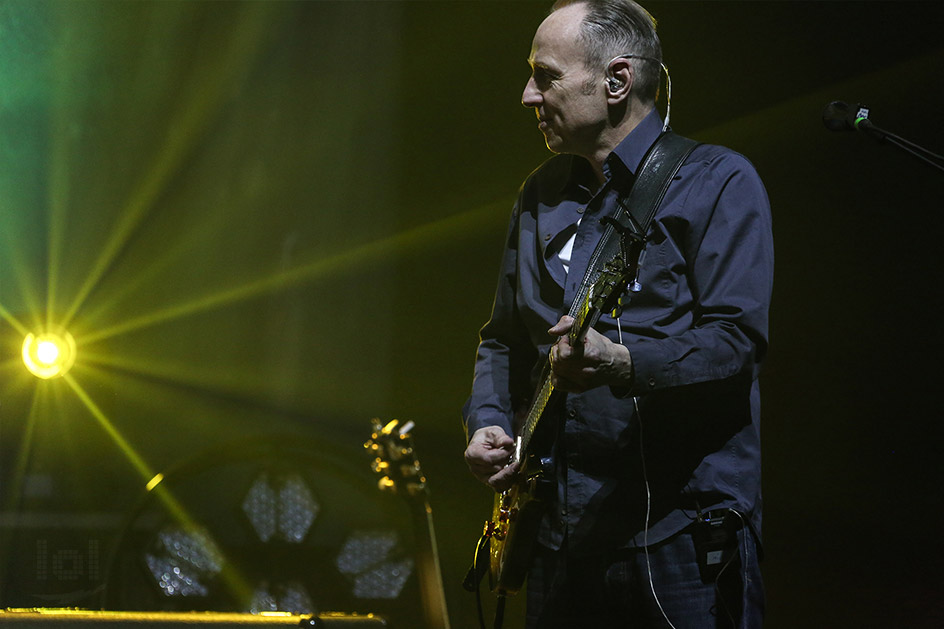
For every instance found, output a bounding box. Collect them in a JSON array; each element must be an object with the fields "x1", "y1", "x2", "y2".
[{"x1": 533, "y1": 68, "x2": 558, "y2": 89}]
